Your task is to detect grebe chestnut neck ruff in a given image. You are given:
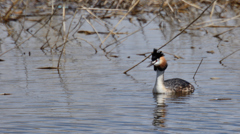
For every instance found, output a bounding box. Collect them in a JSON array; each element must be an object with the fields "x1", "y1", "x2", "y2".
[{"x1": 148, "y1": 49, "x2": 195, "y2": 94}]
